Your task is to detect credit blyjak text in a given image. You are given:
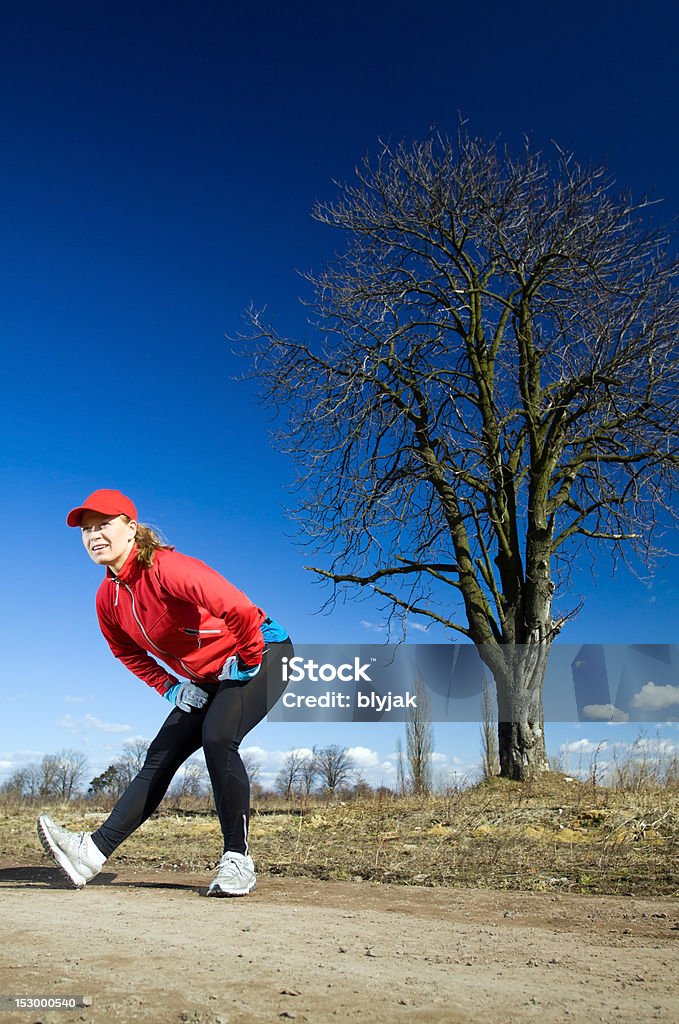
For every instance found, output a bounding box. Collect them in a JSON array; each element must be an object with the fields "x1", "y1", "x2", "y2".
[{"x1": 280, "y1": 656, "x2": 417, "y2": 713}]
